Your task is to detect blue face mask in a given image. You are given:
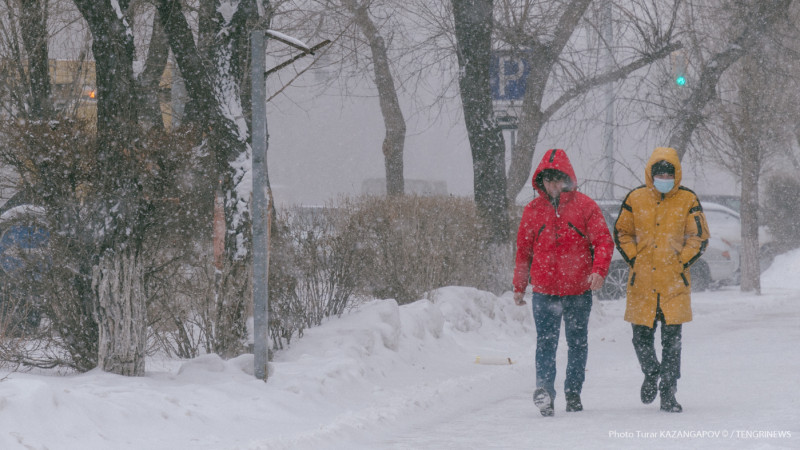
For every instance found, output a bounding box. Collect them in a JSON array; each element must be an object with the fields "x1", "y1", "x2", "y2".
[{"x1": 654, "y1": 178, "x2": 675, "y2": 194}]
